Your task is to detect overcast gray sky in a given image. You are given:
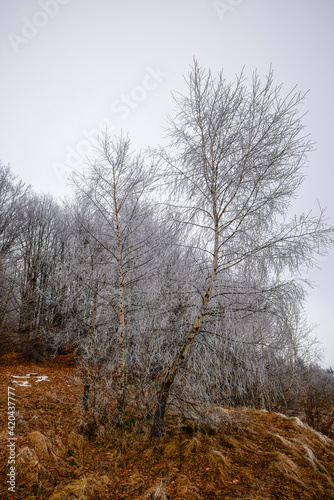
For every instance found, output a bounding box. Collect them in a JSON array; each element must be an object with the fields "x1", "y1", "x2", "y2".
[{"x1": 1, "y1": 0, "x2": 333, "y2": 366}]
